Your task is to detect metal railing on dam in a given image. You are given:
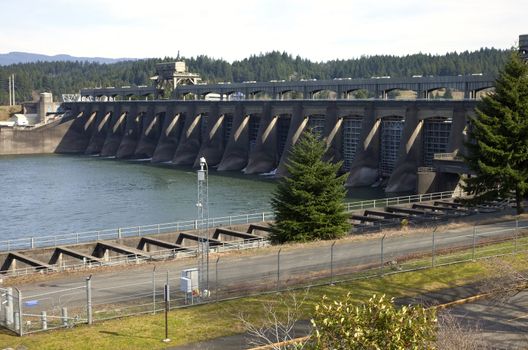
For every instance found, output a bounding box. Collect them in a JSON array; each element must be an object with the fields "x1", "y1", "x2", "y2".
[
  {"x1": 80, "y1": 74, "x2": 495, "y2": 101},
  {"x1": 0, "y1": 191, "x2": 454, "y2": 252}
]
